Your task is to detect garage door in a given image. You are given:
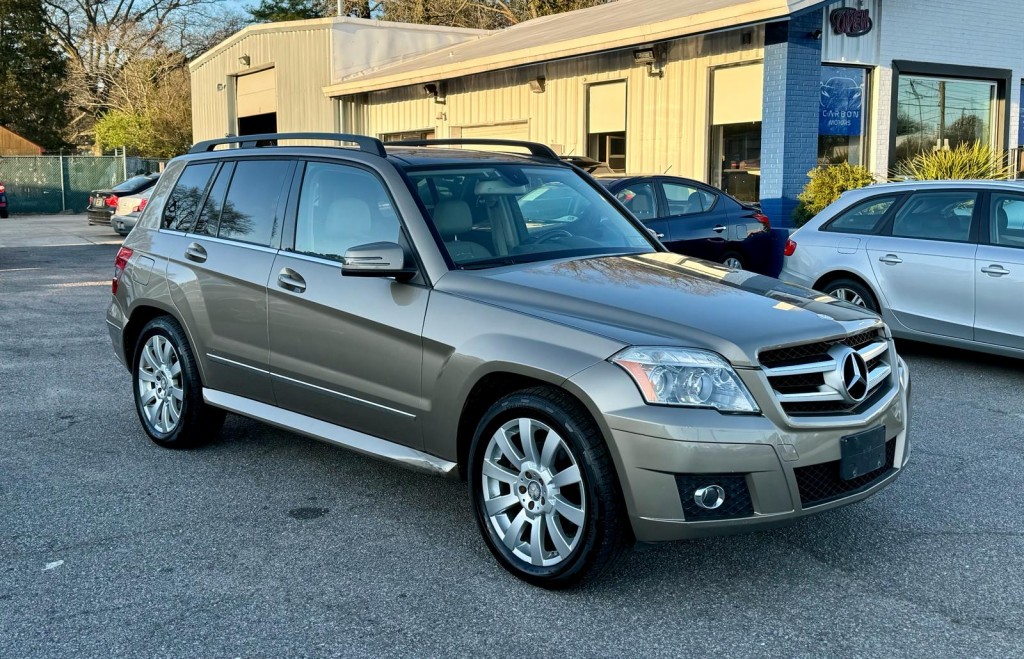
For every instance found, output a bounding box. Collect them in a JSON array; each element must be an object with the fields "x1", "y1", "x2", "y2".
[
  {"x1": 236, "y1": 68, "x2": 277, "y2": 118},
  {"x1": 453, "y1": 122, "x2": 530, "y2": 150}
]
